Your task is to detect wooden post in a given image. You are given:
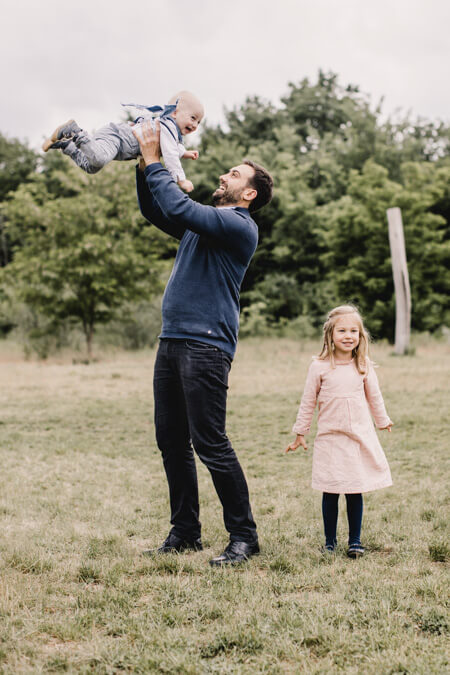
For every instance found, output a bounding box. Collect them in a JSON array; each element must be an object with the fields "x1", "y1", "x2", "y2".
[{"x1": 386, "y1": 207, "x2": 411, "y2": 355}]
